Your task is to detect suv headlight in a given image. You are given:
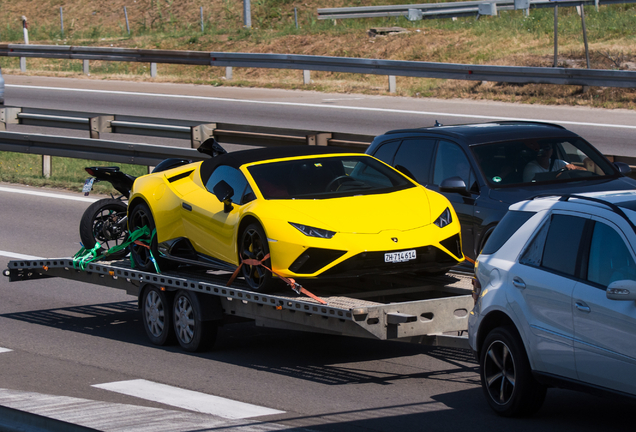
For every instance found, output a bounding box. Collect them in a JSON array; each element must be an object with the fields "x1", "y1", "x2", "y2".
[
  {"x1": 289, "y1": 222, "x2": 336, "y2": 239},
  {"x1": 434, "y1": 207, "x2": 452, "y2": 228}
]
